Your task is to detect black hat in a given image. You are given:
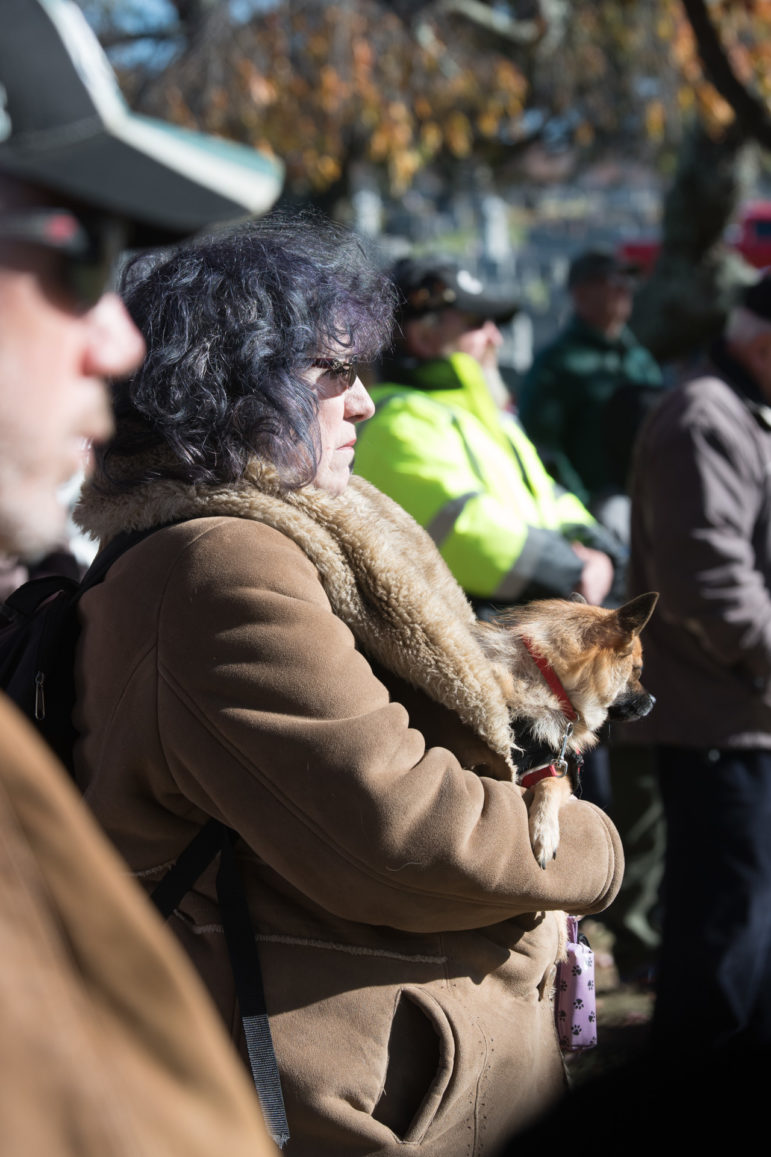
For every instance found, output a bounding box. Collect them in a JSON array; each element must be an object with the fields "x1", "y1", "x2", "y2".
[
  {"x1": 0, "y1": 0, "x2": 283, "y2": 235},
  {"x1": 741, "y1": 274, "x2": 771, "y2": 322},
  {"x1": 391, "y1": 256, "x2": 519, "y2": 324},
  {"x1": 567, "y1": 248, "x2": 641, "y2": 289}
]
